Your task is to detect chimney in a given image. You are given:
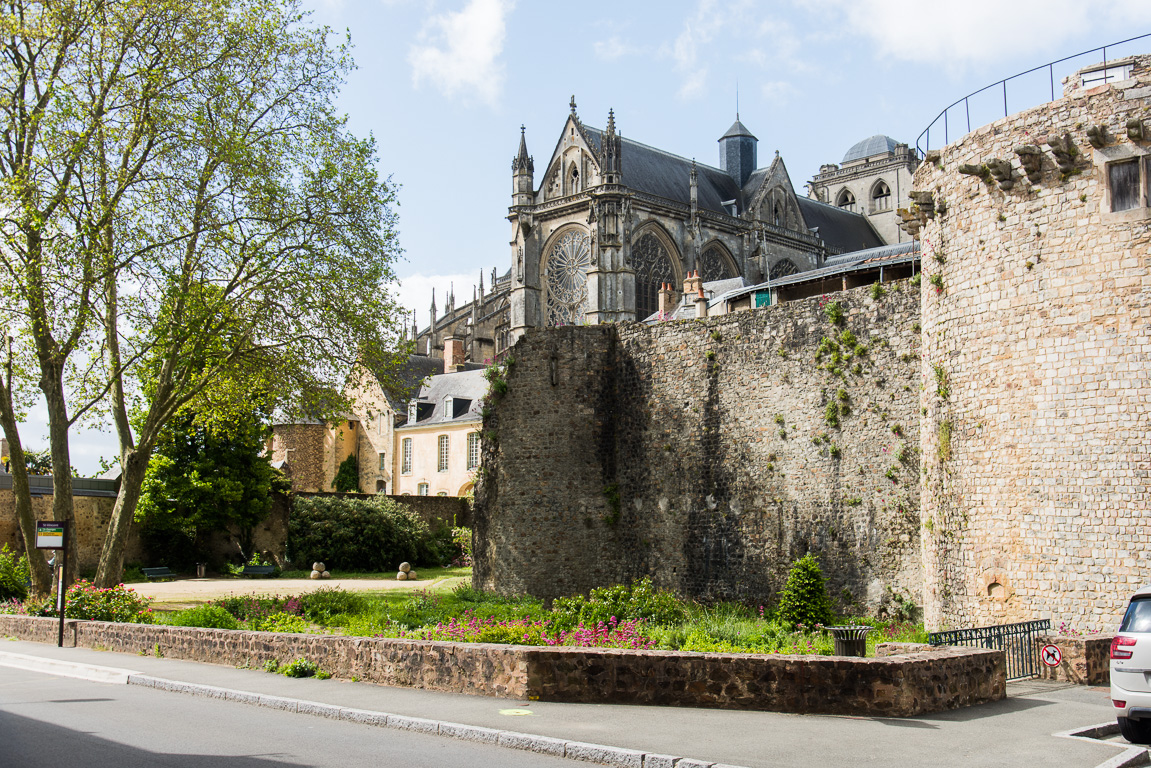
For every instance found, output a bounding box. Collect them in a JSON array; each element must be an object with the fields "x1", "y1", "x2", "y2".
[
  {"x1": 683, "y1": 270, "x2": 703, "y2": 297},
  {"x1": 444, "y1": 337, "x2": 465, "y2": 373},
  {"x1": 657, "y1": 283, "x2": 679, "y2": 318},
  {"x1": 694, "y1": 287, "x2": 708, "y2": 319}
]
